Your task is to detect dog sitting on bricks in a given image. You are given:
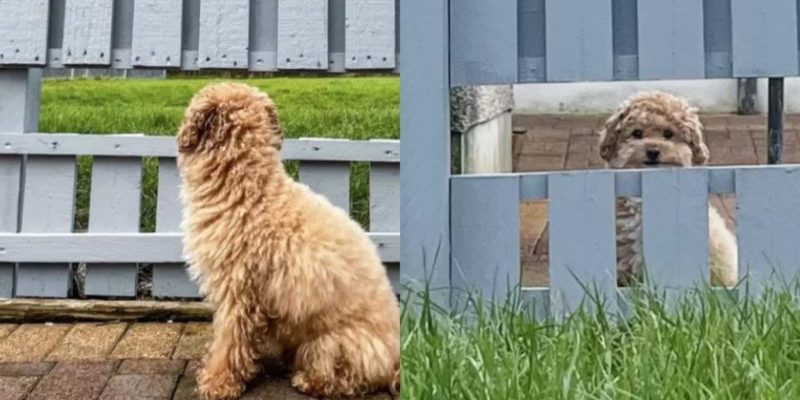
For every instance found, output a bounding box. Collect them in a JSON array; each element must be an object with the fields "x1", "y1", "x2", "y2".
[
  {"x1": 176, "y1": 82, "x2": 400, "y2": 399},
  {"x1": 597, "y1": 91, "x2": 738, "y2": 287}
]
